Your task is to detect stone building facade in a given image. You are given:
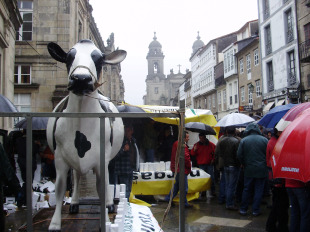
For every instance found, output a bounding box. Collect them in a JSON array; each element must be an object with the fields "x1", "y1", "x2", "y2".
[
  {"x1": 0, "y1": 0, "x2": 22, "y2": 130},
  {"x1": 236, "y1": 36, "x2": 263, "y2": 116},
  {"x1": 14, "y1": 0, "x2": 124, "y2": 117}
]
